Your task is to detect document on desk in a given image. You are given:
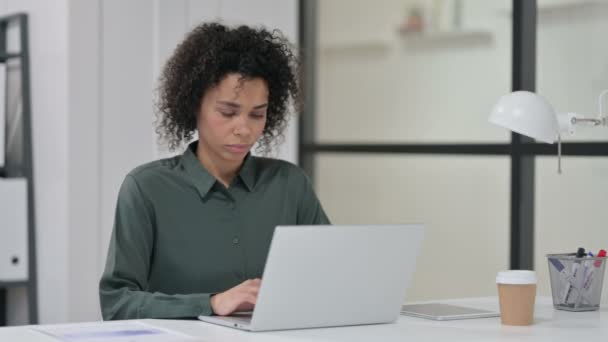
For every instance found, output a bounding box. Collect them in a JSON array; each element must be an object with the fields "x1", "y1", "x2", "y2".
[{"x1": 32, "y1": 321, "x2": 201, "y2": 342}]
